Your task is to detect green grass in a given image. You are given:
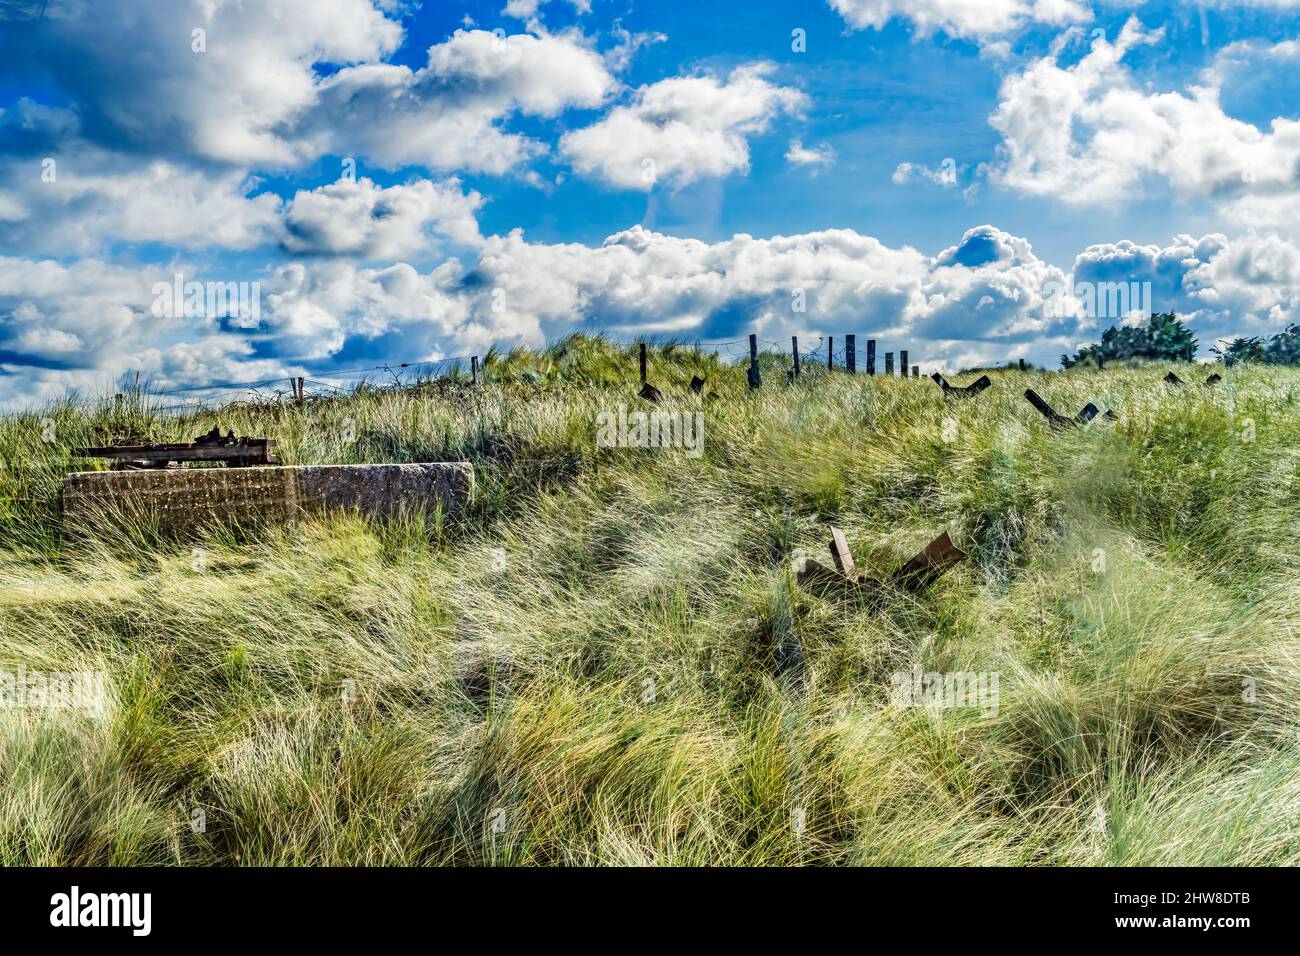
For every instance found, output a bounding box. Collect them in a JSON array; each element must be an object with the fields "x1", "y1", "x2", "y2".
[{"x1": 1, "y1": 334, "x2": 1299, "y2": 865}]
